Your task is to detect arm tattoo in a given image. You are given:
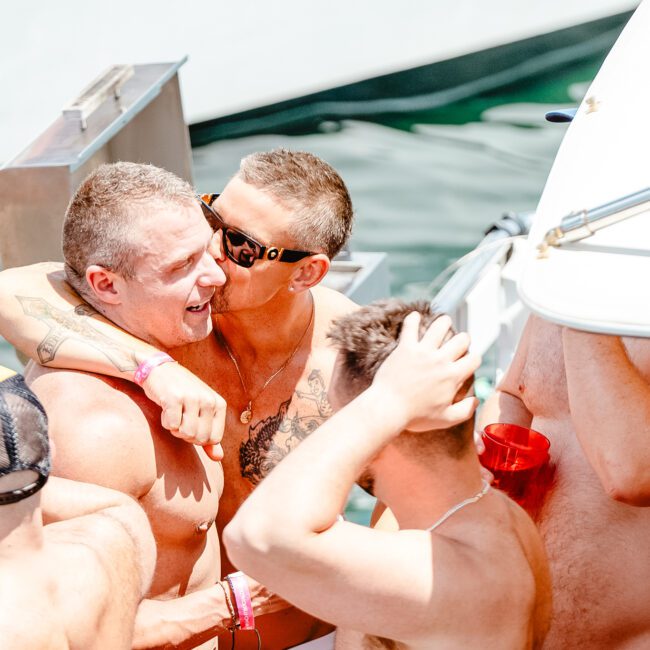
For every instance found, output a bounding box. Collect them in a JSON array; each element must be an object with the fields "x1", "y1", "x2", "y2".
[
  {"x1": 239, "y1": 369, "x2": 333, "y2": 485},
  {"x1": 17, "y1": 296, "x2": 138, "y2": 371}
]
